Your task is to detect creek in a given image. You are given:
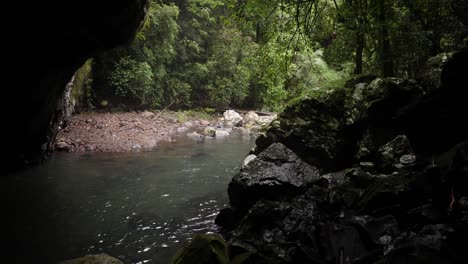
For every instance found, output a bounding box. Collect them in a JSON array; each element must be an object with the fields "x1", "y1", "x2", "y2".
[{"x1": 6, "y1": 133, "x2": 254, "y2": 263}]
